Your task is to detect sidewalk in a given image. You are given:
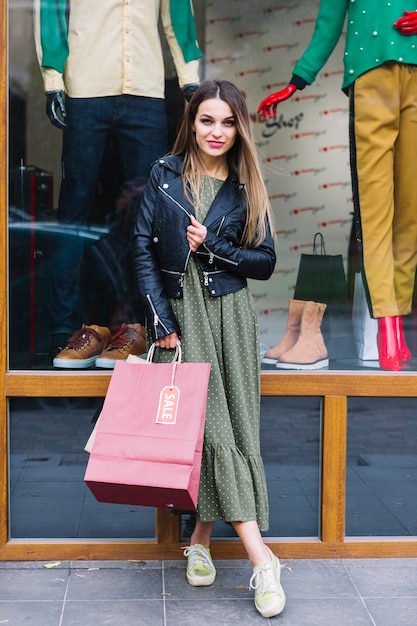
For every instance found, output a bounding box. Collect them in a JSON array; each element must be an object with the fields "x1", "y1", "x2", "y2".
[{"x1": 1, "y1": 557, "x2": 417, "y2": 625}]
